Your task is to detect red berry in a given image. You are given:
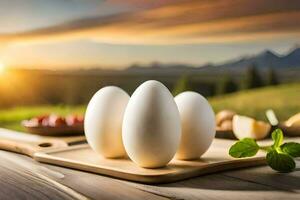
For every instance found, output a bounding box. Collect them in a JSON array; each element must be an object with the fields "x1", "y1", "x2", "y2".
[
  {"x1": 36, "y1": 115, "x2": 47, "y2": 124},
  {"x1": 66, "y1": 115, "x2": 84, "y2": 126},
  {"x1": 42, "y1": 118, "x2": 49, "y2": 126},
  {"x1": 48, "y1": 114, "x2": 66, "y2": 127}
]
